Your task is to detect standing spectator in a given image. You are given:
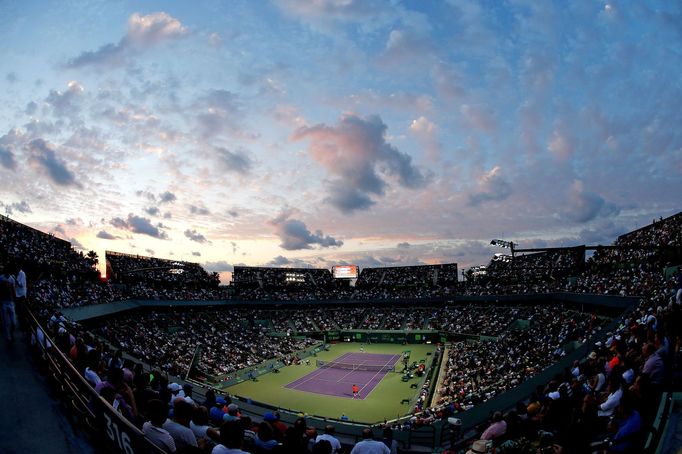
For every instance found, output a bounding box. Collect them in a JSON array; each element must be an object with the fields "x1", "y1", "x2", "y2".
[
  {"x1": 381, "y1": 427, "x2": 398, "y2": 454},
  {"x1": 315, "y1": 425, "x2": 342, "y2": 454},
  {"x1": 0, "y1": 266, "x2": 16, "y2": 342},
  {"x1": 14, "y1": 264, "x2": 26, "y2": 326},
  {"x1": 350, "y1": 429, "x2": 390, "y2": 454}
]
